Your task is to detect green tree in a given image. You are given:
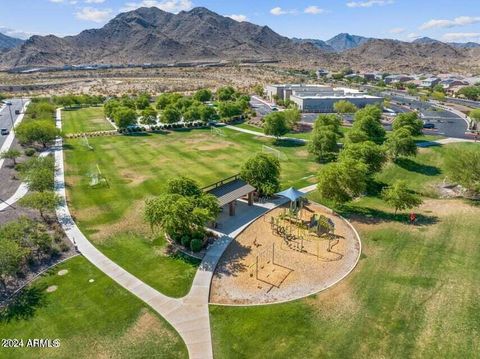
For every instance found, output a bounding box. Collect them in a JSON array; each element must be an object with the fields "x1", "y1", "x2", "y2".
[
  {"x1": 144, "y1": 193, "x2": 218, "y2": 237},
  {"x1": 392, "y1": 112, "x2": 424, "y2": 136},
  {"x1": 217, "y1": 101, "x2": 243, "y2": 119},
  {"x1": 469, "y1": 109, "x2": 480, "y2": 127},
  {"x1": 161, "y1": 106, "x2": 181, "y2": 124},
  {"x1": 344, "y1": 129, "x2": 369, "y2": 144},
  {"x1": 263, "y1": 112, "x2": 289, "y2": 140},
  {"x1": 183, "y1": 106, "x2": 202, "y2": 122},
  {"x1": 18, "y1": 156, "x2": 55, "y2": 192},
  {"x1": 113, "y1": 107, "x2": 137, "y2": 128},
  {"x1": 167, "y1": 176, "x2": 202, "y2": 197},
  {"x1": 457, "y1": 86, "x2": 480, "y2": 101},
  {"x1": 16, "y1": 121, "x2": 61, "y2": 148},
  {"x1": 431, "y1": 91, "x2": 446, "y2": 102},
  {"x1": 444, "y1": 147, "x2": 480, "y2": 194},
  {"x1": 216, "y1": 86, "x2": 236, "y2": 101},
  {"x1": 104, "y1": 99, "x2": 121, "y2": 118},
  {"x1": 385, "y1": 128, "x2": 417, "y2": 160},
  {"x1": 252, "y1": 84, "x2": 265, "y2": 97},
  {"x1": 135, "y1": 93, "x2": 151, "y2": 110},
  {"x1": 339, "y1": 141, "x2": 387, "y2": 174},
  {"x1": 240, "y1": 153, "x2": 281, "y2": 196},
  {"x1": 156, "y1": 93, "x2": 183, "y2": 110},
  {"x1": 308, "y1": 128, "x2": 339, "y2": 163},
  {"x1": 282, "y1": 108, "x2": 300, "y2": 129},
  {"x1": 19, "y1": 191, "x2": 60, "y2": 221},
  {"x1": 200, "y1": 105, "x2": 219, "y2": 122},
  {"x1": 334, "y1": 100, "x2": 358, "y2": 114},
  {"x1": 313, "y1": 114, "x2": 343, "y2": 137},
  {"x1": 140, "y1": 107, "x2": 158, "y2": 125},
  {"x1": 381, "y1": 180, "x2": 422, "y2": 214},
  {"x1": 0, "y1": 239, "x2": 27, "y2": 289},
  {"x1": 194, "y1": 89, "x2": 212, "y2": 102},
  {"x1": 0, "y1": 149, "x2": 21, "y2": 165},
  {"x1": 316, "y1": 159, "x2": 368, "y2": 204}
]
